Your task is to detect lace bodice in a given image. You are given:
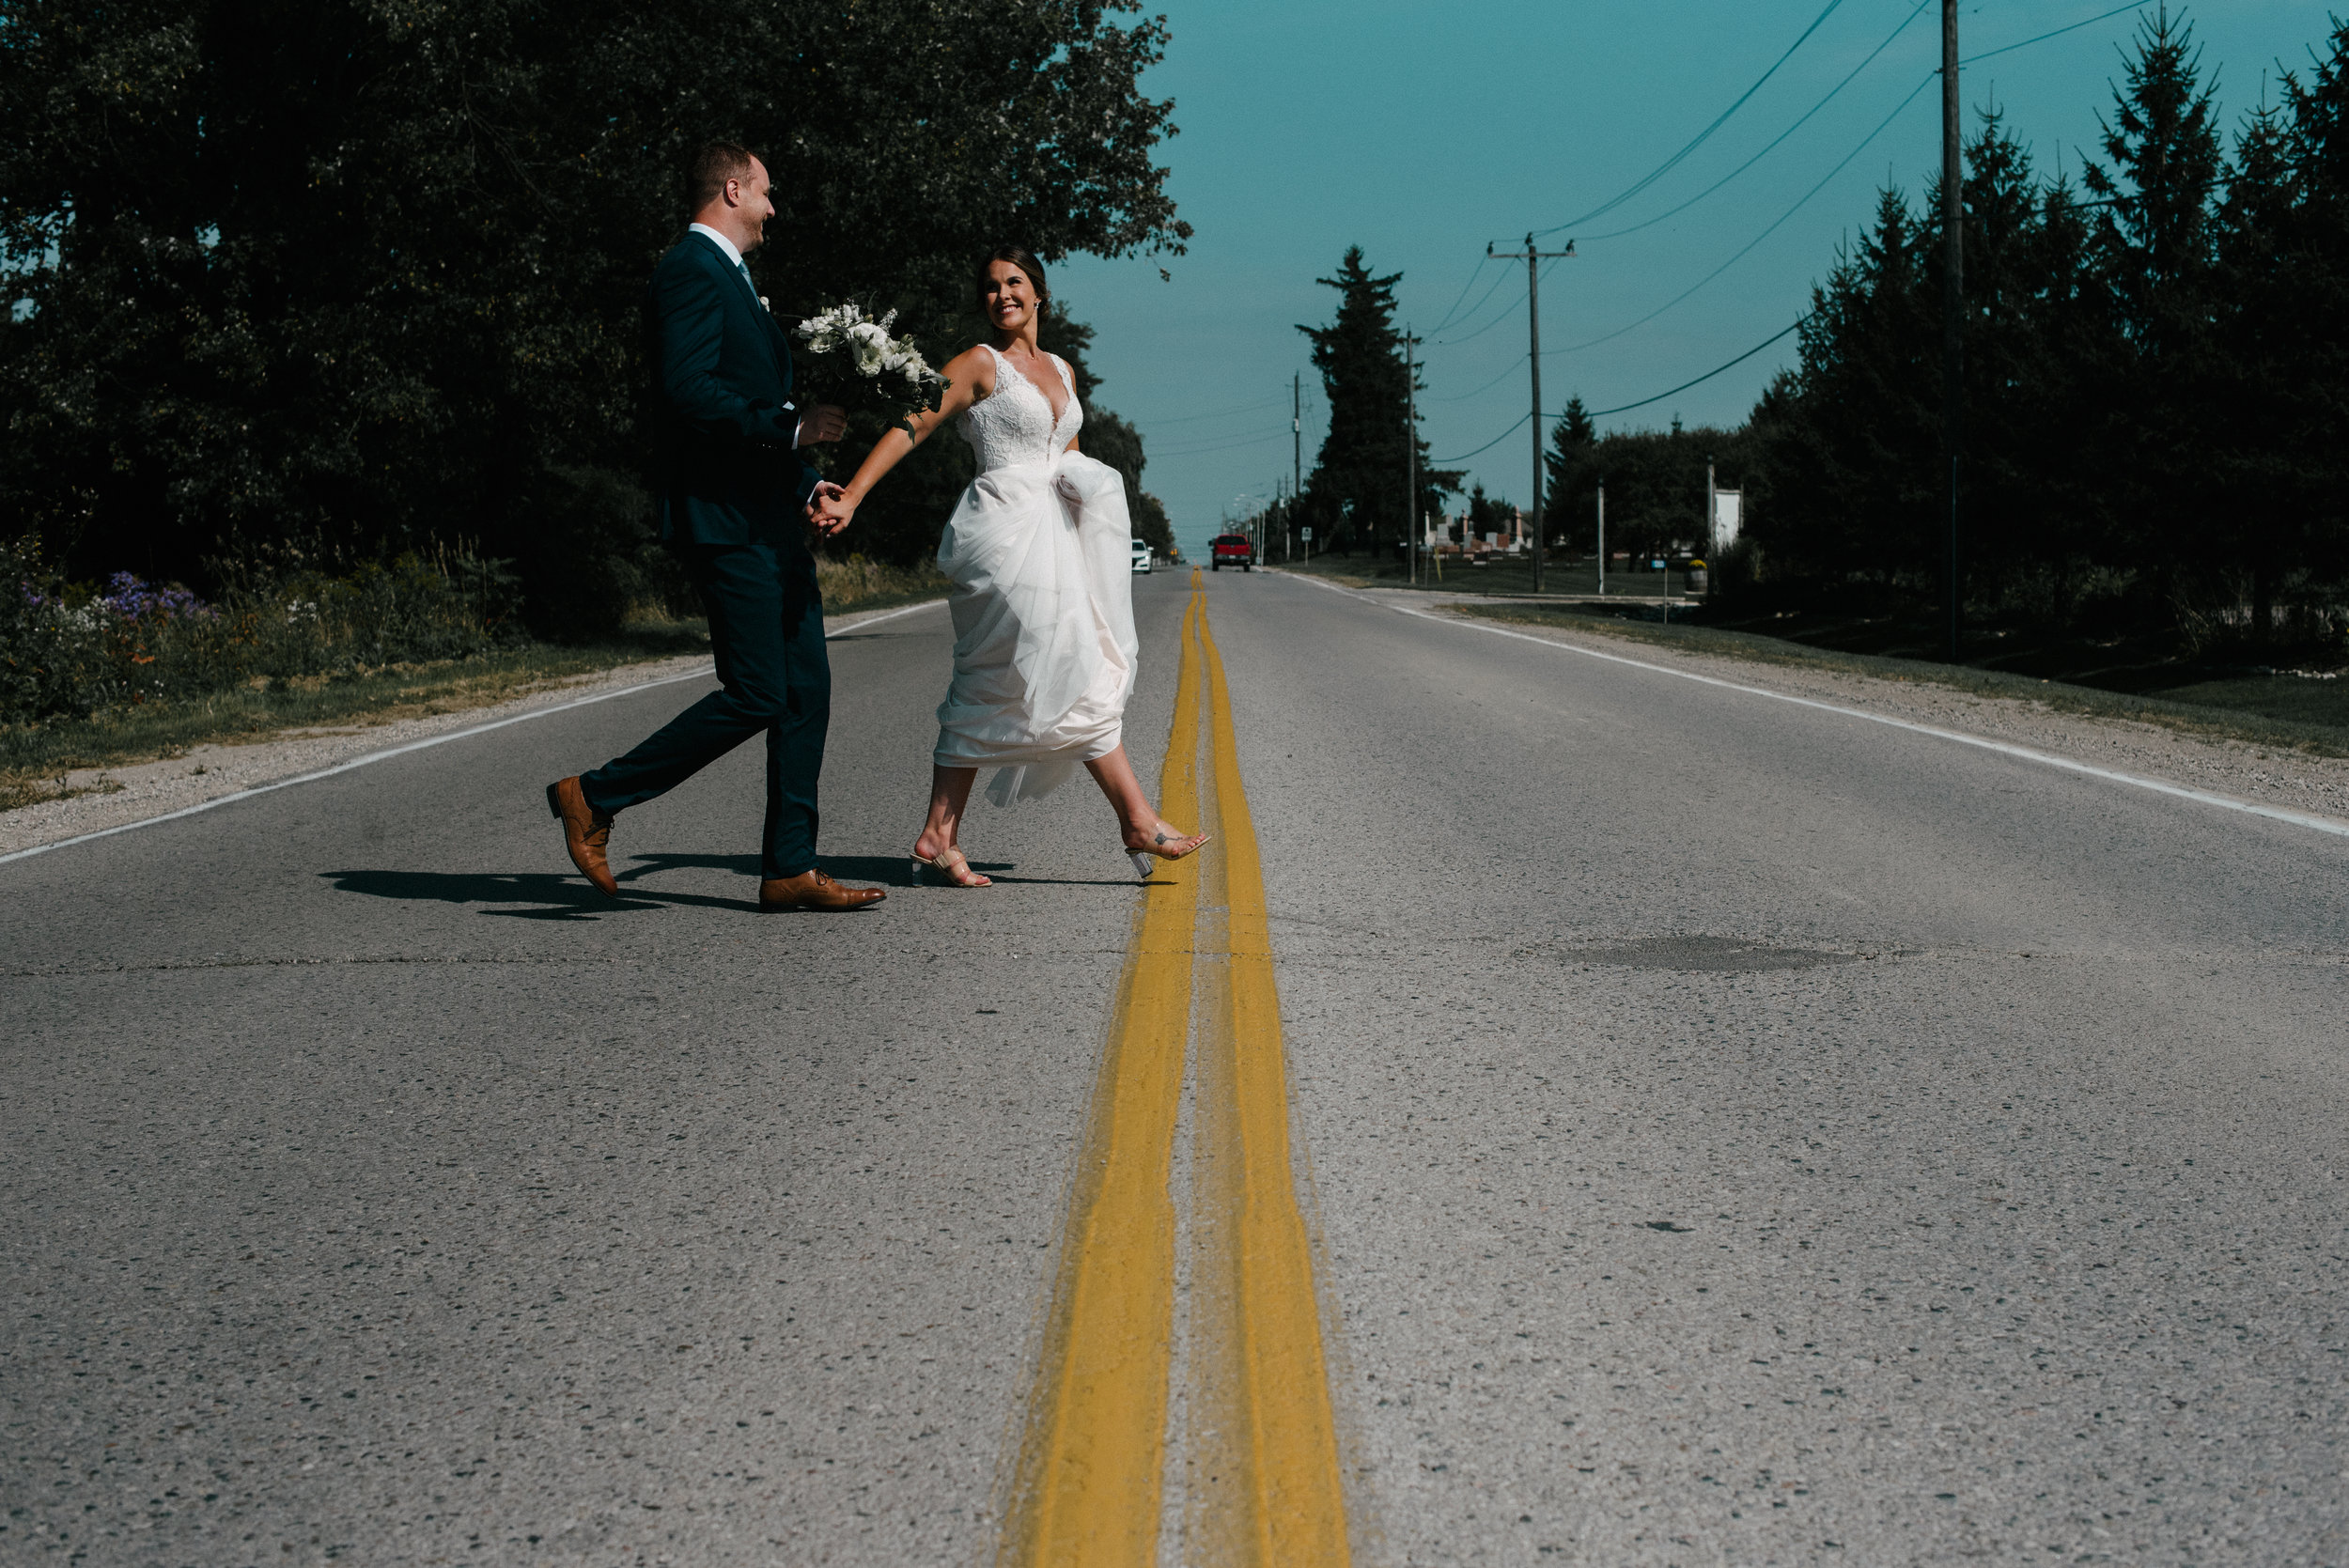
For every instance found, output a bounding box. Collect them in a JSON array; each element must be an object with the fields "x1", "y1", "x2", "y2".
[{"x1": 957, "y1": 345, "x2": 1081, "y2": 472}]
